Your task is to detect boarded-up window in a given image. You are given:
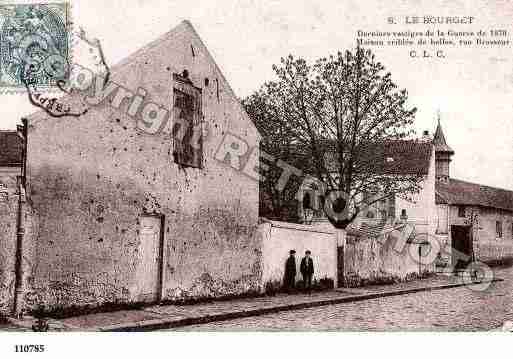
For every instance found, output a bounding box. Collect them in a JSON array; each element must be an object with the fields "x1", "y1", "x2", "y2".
[{"x1": 172, "y1": 74, "x2": 202, "y2": 168}]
